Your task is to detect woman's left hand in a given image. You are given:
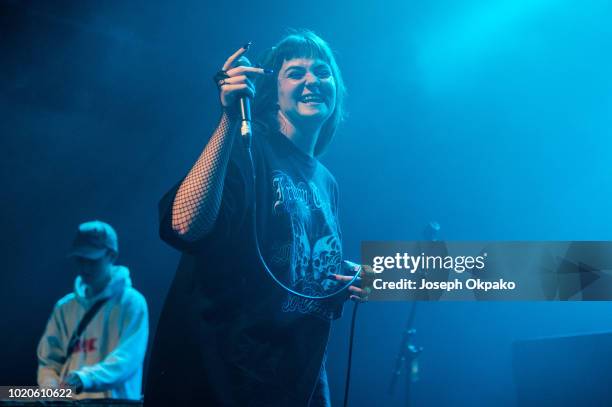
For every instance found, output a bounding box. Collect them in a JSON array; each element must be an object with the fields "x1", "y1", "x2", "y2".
[{"x1": 330, "y1": 263, "x2": 373, "y2": 303}]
